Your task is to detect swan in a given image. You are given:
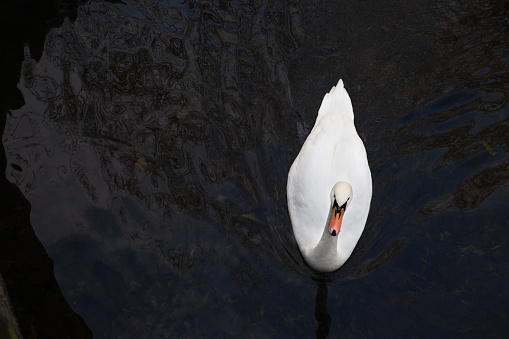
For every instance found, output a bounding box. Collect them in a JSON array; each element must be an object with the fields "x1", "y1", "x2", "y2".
[{"x1": 287, "y1": 79, "x2": 372, "y2": 272}]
